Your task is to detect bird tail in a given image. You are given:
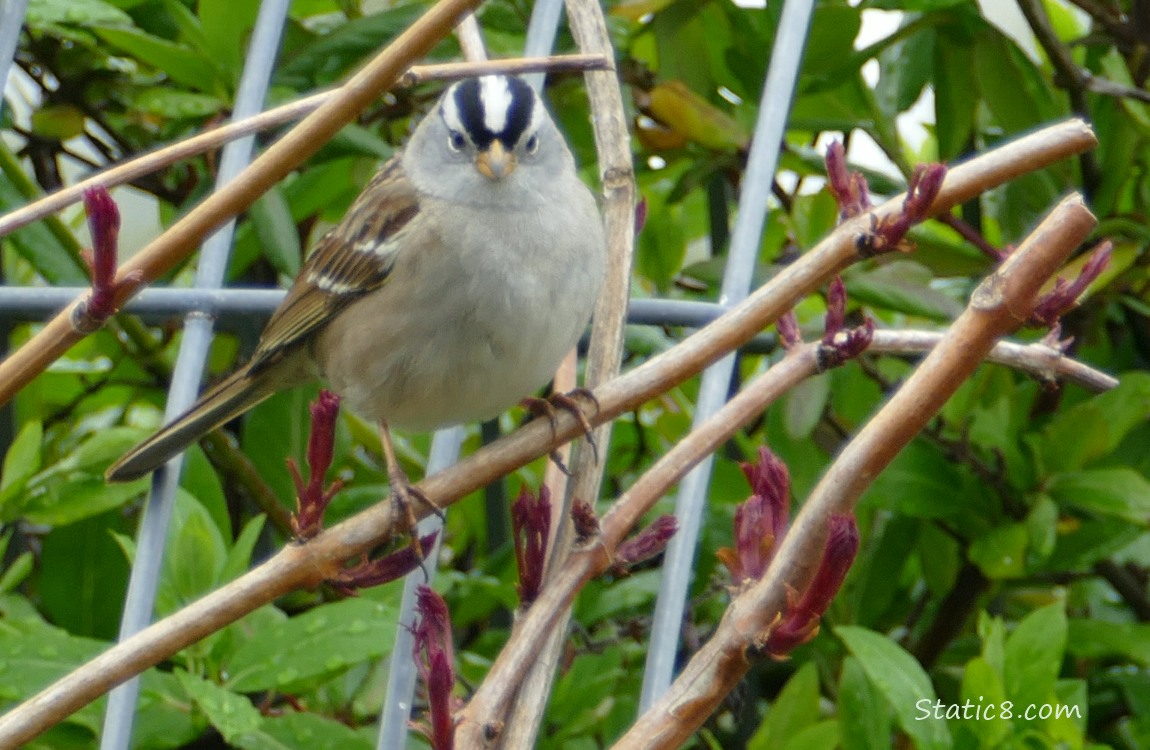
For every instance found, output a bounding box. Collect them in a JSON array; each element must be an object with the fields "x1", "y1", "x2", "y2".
[{"x1": 106, "y1": 367, "x2": 273, "y2": 483}]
